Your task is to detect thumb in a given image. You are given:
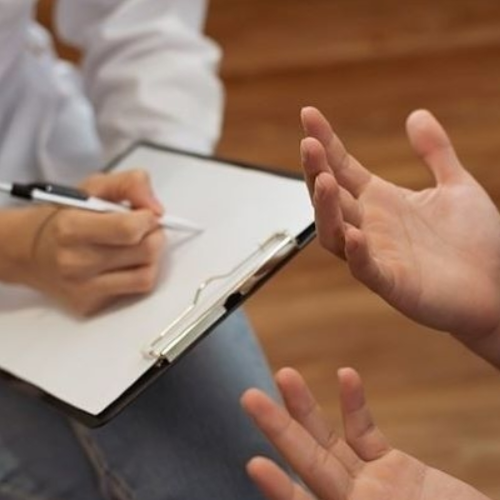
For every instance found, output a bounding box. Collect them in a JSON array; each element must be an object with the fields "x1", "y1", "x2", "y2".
[
  {"x1": 406, "y1": 109, "x2": 464, "y2": 185},
  {"x1": 80, "y1": 169, "x2": 164, "y2": 215}
]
